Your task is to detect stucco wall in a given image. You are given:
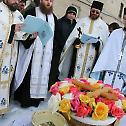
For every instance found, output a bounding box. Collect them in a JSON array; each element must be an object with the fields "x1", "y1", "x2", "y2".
[{"x1": 53, "y1": 0, "x2": 126, "y2": 26}]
